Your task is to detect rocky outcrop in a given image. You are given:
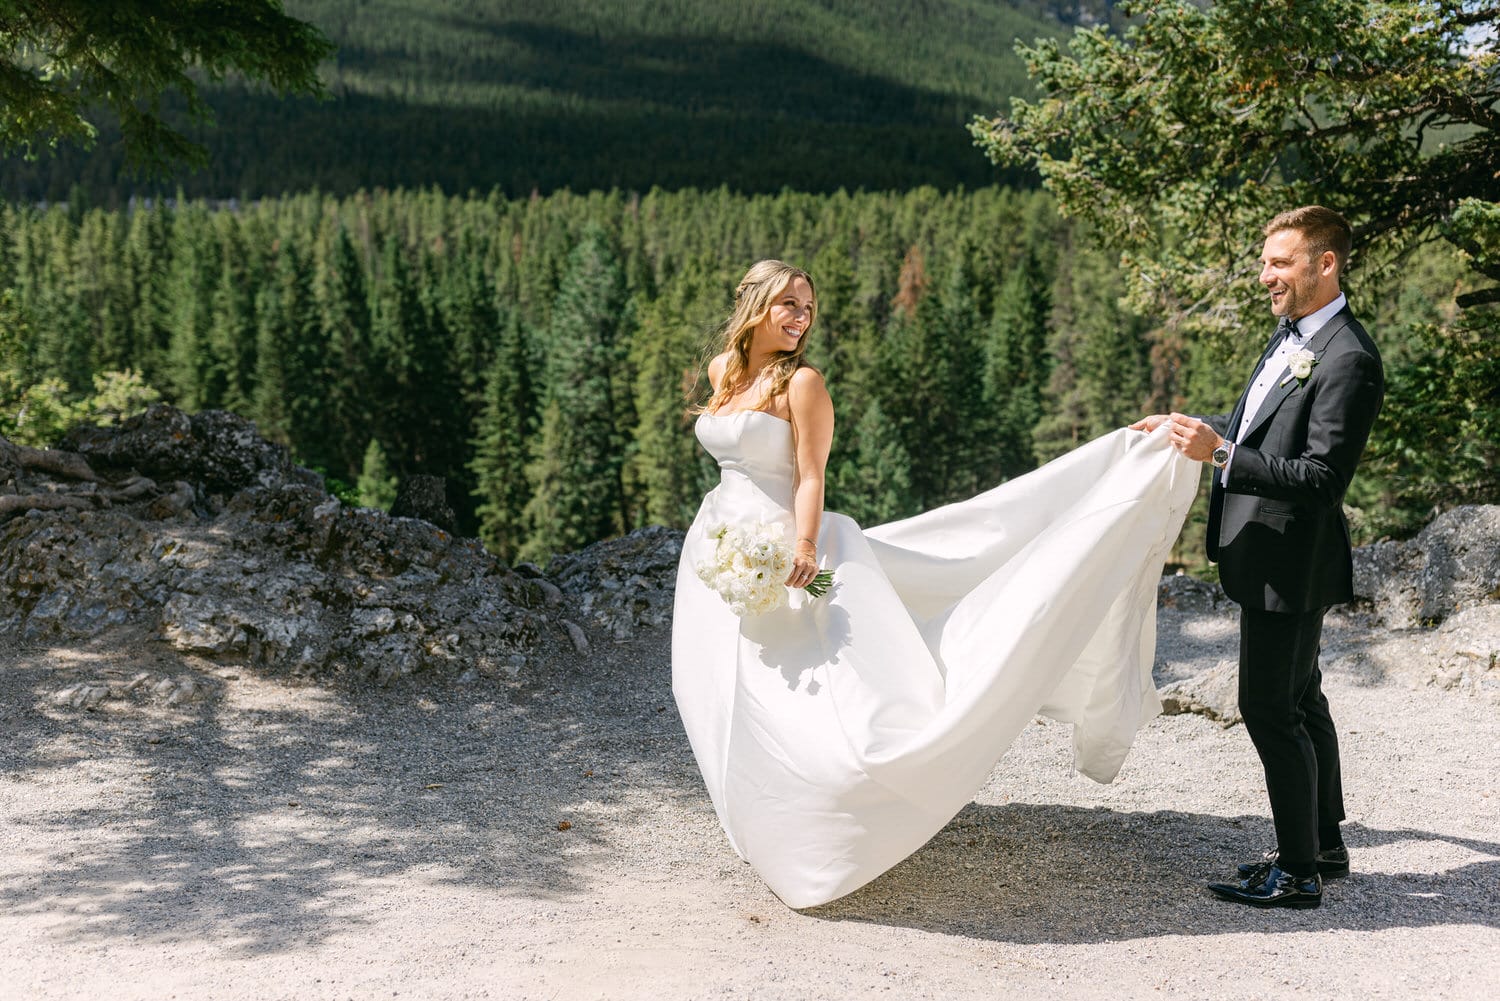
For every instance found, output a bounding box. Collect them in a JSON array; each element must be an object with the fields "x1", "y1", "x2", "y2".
[
  {"x1": 60, "y1": 405, "x2": 311, "y2": 499},
  {"x1": 5, "y1": 408, "x2": 1497, "y2": 705},
  {"x1": 1156, "y1": 572, "x2": 1229, "y2": 613},
  {"x1": 3, "y1": 406, "x2": 553, "y2": 686},
  {"x1": 547, "y1": 525, "x2": 683, "y2": 642},
  {"x1": 1353, "y1": 505, "x2": 1500, "y2": 627}
]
